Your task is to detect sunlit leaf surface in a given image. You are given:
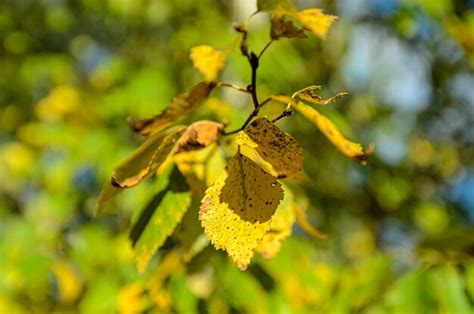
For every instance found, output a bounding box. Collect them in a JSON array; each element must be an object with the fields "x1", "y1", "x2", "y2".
[
  {"x1": 298, "y1": 9, "x2": 338, "y2": 40},
  {"x1": 199, "y1": 153, "x2": 283, "y2": 269},
  {"x1": 238, "y1": 117, "x2": 303, "y2": 179},
  {"x1": 190, "y1": 45, "x2": 228, "y2": 82},
  {"x1": 293, "y1": 101, "x2": 372, "y2": 163}
]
